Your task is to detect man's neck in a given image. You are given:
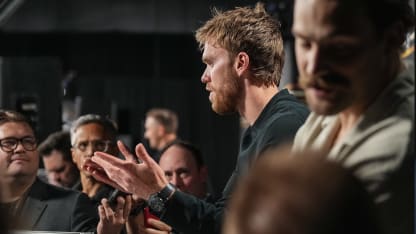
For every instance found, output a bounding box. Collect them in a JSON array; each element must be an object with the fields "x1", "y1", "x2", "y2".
[
  {"x1": 239, "y1": 82, "x2": 279, "y2": 125},
  {"x1": 335, "y1": 65, "x2": 399, "y2": 143},
  {"x1": 0, "y1": 175, "x2": 35, "y2": 203},
  {"x1": 80, "y1": 173, "x2": 103, "y2": 198},
  {"x1": 158, "y1": 134, "x2": 177, "y2": 151}
]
